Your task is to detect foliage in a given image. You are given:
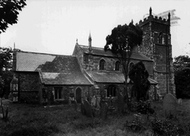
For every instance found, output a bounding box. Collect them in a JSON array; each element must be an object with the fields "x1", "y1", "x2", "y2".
[
  {"x1": 129, "y1": 100, "x2": 155, "y2": 115},
  {"x1": 173, "y1": 55, "x2": 190, "y2": 71},
  {"x1": 1, "y1": 100, "x2": 190, "y2": 136},
  {"x1": 175, "y1": 68, "x2": 190, "y2": 98},
  {"x1": 0, "y1": 0, "x2": 26, "y2": 33},
  {"x1": 0, "y1": 47, "x2": 13, "y2": 97},
  {"x1": 104, "y1": 21, "x2": 143, "y2": 100},
  {"x1": 174, "y1": 55, "x2": 190, "y2": 98},
  {"x1": 151, "y1": 119, "x2": 185, "y2": 136},
  {"x1": 129, "y1": 61, "x2": 150, "y2": 101},
  {"x1": 124, "y1": 114, "x2": 146, "y2": 133}
]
